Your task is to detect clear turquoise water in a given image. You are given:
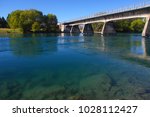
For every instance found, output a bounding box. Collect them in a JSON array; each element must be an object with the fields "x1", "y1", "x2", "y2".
[{"x1": 0, "y1": 33, "x2": 150, "y2": 100}]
